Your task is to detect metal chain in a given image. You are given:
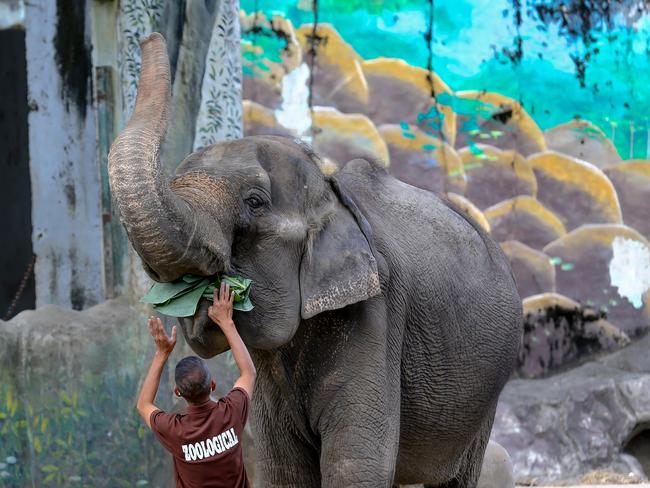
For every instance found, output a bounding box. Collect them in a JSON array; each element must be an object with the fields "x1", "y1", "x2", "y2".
[{"x1": 4, "y1": 254, "x2": 36, "y2": 321}]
